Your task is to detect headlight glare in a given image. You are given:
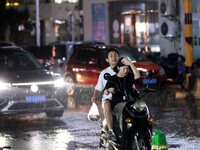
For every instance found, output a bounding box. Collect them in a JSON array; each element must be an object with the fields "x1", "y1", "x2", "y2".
[
  {"x1": 31, "y1": 84, "x2": 38, "y2": 92},
  {"x1": 0, "y1": 82, "x2": 11, "y2": 90},
  {"x1": 54, "y1": 78, "x2": 65, "y2": 87}
]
